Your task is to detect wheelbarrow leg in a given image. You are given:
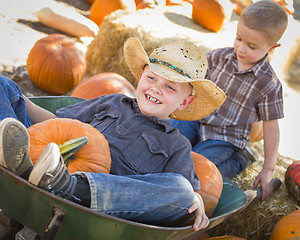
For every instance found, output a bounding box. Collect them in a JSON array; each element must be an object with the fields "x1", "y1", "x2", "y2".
[{"x1": 40, "y1": 207, "x2": 65, "y2": 240}]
